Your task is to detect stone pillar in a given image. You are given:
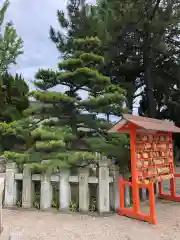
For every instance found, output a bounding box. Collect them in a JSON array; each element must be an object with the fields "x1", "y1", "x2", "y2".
[
  {"x1": 109, "y1": 165, "x2": 120, "y2": 211},
  {"x1": 0, "y1": 200, "x2": 2, "y2": 234},
  {"x1": 0, "y1": 178, "x2": 4, "y2": 234},
  {"x1": 40, "y1": 173, "x2": 52, "y2": 210},
  {"x1": 0, "y1": 156, "x2": 5, "y2": 173},
  {"x1": 79, "y1": 168, "x2": 89, "y2": 212},
  {"x1": 22, "y1": 167, "x2": 33, "y2": 208},
  {"x1": 4, "y1": 162, "x2": 17, "y2": 207},
  {"x1": 59, "y1": 170, "x2": 70, "y2": 211},
  {"x1": 140, "y1": 188, "x2": 147, "y2": 201},
  {"x1": 154, "y1": 183, "x2": 158, "y2": 197},
  {"x1": 98, "y1": 160, "x2": 110, "y2": 214},
  {"x1": 124, "y1": 184, "x2": 131, "y2": 207},
  {"x1": 9, "y1": 232, "x2": 23, "y2": 239}
]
